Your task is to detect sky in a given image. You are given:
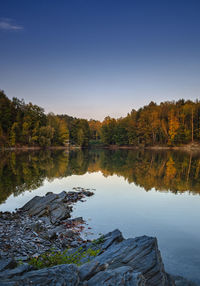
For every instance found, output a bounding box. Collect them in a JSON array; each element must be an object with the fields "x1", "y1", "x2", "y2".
[{"x1": 0, "y1": 0, "x2": 200, "y2": 120}]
